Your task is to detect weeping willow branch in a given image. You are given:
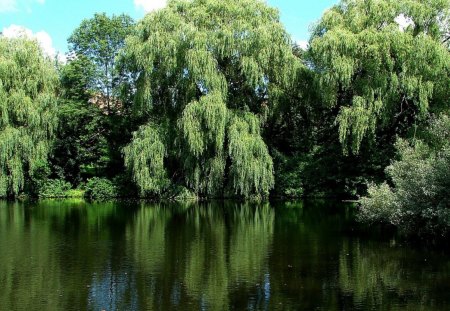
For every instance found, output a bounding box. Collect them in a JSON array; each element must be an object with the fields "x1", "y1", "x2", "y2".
[
  {"x1": 310, "y1": 0, "x2": 450, "y2": 153},
  {"x1": 228, "y1": 112, "x2": 274, "y2": 197},
  {"x1": 0, "y1": 38, "x2": 59, "y2": 197},
  {"x1": 178, "y1": 92, "x2": 228, "y2": 195},
  {"x1": 123, "y1": 123, "x2": 169, "y2": 196}
]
